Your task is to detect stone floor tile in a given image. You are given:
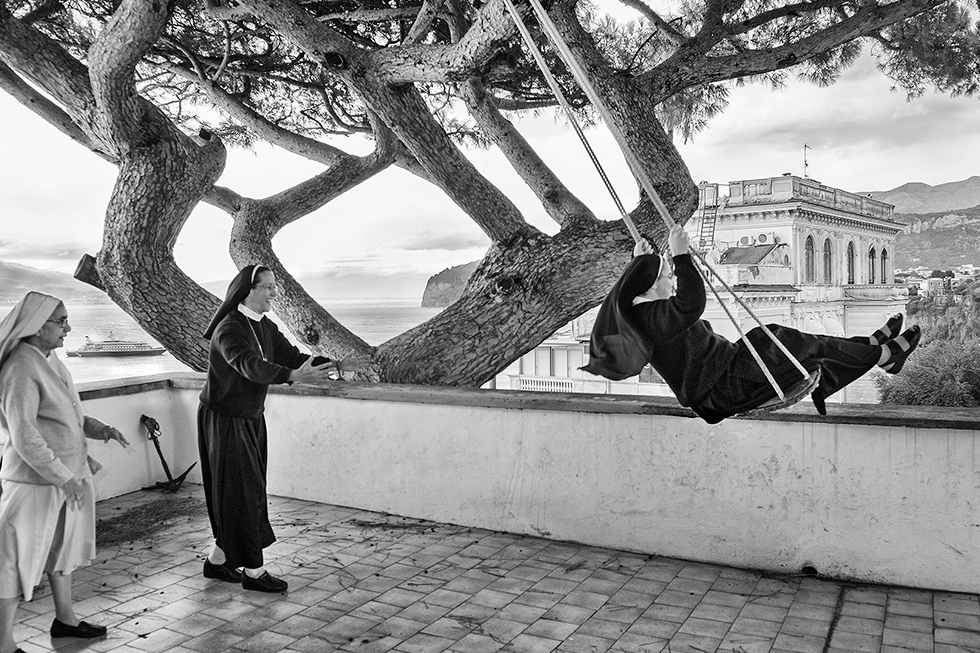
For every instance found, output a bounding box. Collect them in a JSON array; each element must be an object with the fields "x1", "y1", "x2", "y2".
[
  {"x1": 640, "y1": 602, "x2": 692, "y2": 624},
  {"x1": 882, "y1": 626, "x2": 935, "y2": 650},
  {"x1": 702, "y1": 590, "x2": 751, "y2": 609},
  {"x1": 183, "y1": 628, "x2": 247, "y2": 652},
  {"x1": 450, "y1": 632, "x2": 508, "y2": 653},
  {"x1": 889, "y1": 599, "x2": 934, "y2": 618},
  {"x1": 230, "y1": 631, "x2": 299, "y2": 653},
  {"x1": 554, "y1": 633, "x2": 615, "y2": 653},
  {"x1": 270, "y1": 613, "x2": 337, "y2": 638},
  {"x1": 846, "y1": 588, "x2": 889, "y2": 606},
  {"x1": 935, "y1": 644, "x2": 980, "y2": 653},
  {"x1": 480, "y1": 617, "x2": 529, "y2": 643},
  {"x1": 827, "y1": 629, "x2": 883, "y2": 652},
  {"x1": 558, "y1": 591, "x2": 609, "y2": 611},
  {"x1": 574, "y1": 618, "x2": 628, "y2": 640},
  {"x1": 888, "y1": 588, "x2": 934, "y2": 604},
  {"x1": 730, "y1": 616, "x2": 783, "y2": 640},
  {"x1": 169, "y1": 612, "x2": 230, "y2": 637},
  {"x1": 542, "y1": 603, "x2": 596, "y2": 626},
  {"x1": 523, "y1": 618, "x2": 580, "y2": 641},
  {"x1": 677, "y1": 564, "x2": 724, "y2": 583},
  {"x1": 935, "y1": 626, "x2": 980, "y2": 648},
  {"x1": 784, "y1": 602, "x2": 834, "y2": 622},
  {"x1": 936, "y1": 594, "x2": 980, "y2": 615},
  {"x1": 937, "y1": 611, "x2": 980, "y2": 631},
  {"x1": 662, "y1": 631, "x2": 723, "y2": 653},
  {"x1": 624, "y1": 617, "x2": 680, "y2": 640},
  {"x1": 739, "y1": 604, "x2": 790, "y2": 623},
  {"x1": 841, "y1": 601, "x2": 887, "y2": 620},
  {"x1": 778, "y1": 615, "x2": 833, "y2": 639},
  {"x1": 772, "y1": 631, "x2": 827, "y2": 653},
  {"x1": 651, "y1": 589, "x2": 703, "y2": 609},
  {"x1": 394, "y1": 632, "x2": 456, "y2": 653},
  {"x1": 884, "y1": 613, "x2": 932, "y2": 633},
  {"x1": 502, "y1": 633, "x2": 563, "y2": 653},
  {"x1": 606, "y1": 631, "x2": 668, "y2": 653},
  {"x1": 690, "y1": 602, "x2": 742, "y2": 623},
  {"x1": 515, "y1": 591, "x2": 565, "y2": 610},
  {"x1": 718, "y1": 632, "x2": 774, "y2": 653},
  {"x1": 834, "y1": 614, "x2": 885, "y2": 636}
]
